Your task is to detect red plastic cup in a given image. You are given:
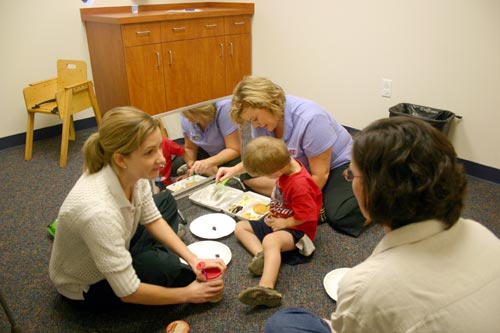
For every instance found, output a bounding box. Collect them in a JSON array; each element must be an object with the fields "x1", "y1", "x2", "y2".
[{"x1": 197, "y1": 262, "x2": 223, "y2": 302}]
